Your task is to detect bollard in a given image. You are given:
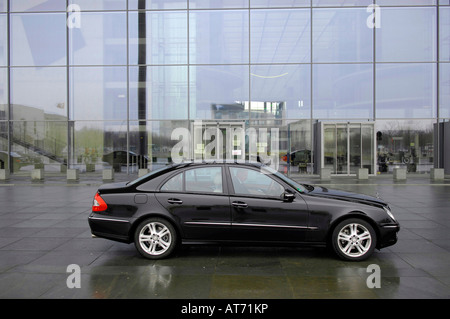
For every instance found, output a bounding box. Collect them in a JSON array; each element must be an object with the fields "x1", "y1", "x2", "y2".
[
  {"x1": 67, "y1": 169, "x2": 79, "y2": 181},
  {"x1": 357, "y1": 168, "x2": 369, "y2": 180},
  {"x1": 31, "y1": 168, "x2": 45, "y2": 181},
  {"x1": 393, "y1": 168, "x2": 406, "y2": 181},
  {"x1": 103, "y1": 168, "x2": 115, "y2": 181},
  {"x1": 0, "y1": 169, "x2": 10, "y2": 181},
  {"x1": 320, "y1": 168, "x2": 331, "y2": 181},
  {"x1": 430, "y1": 168, "x2": 444, "y2": 181}
]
